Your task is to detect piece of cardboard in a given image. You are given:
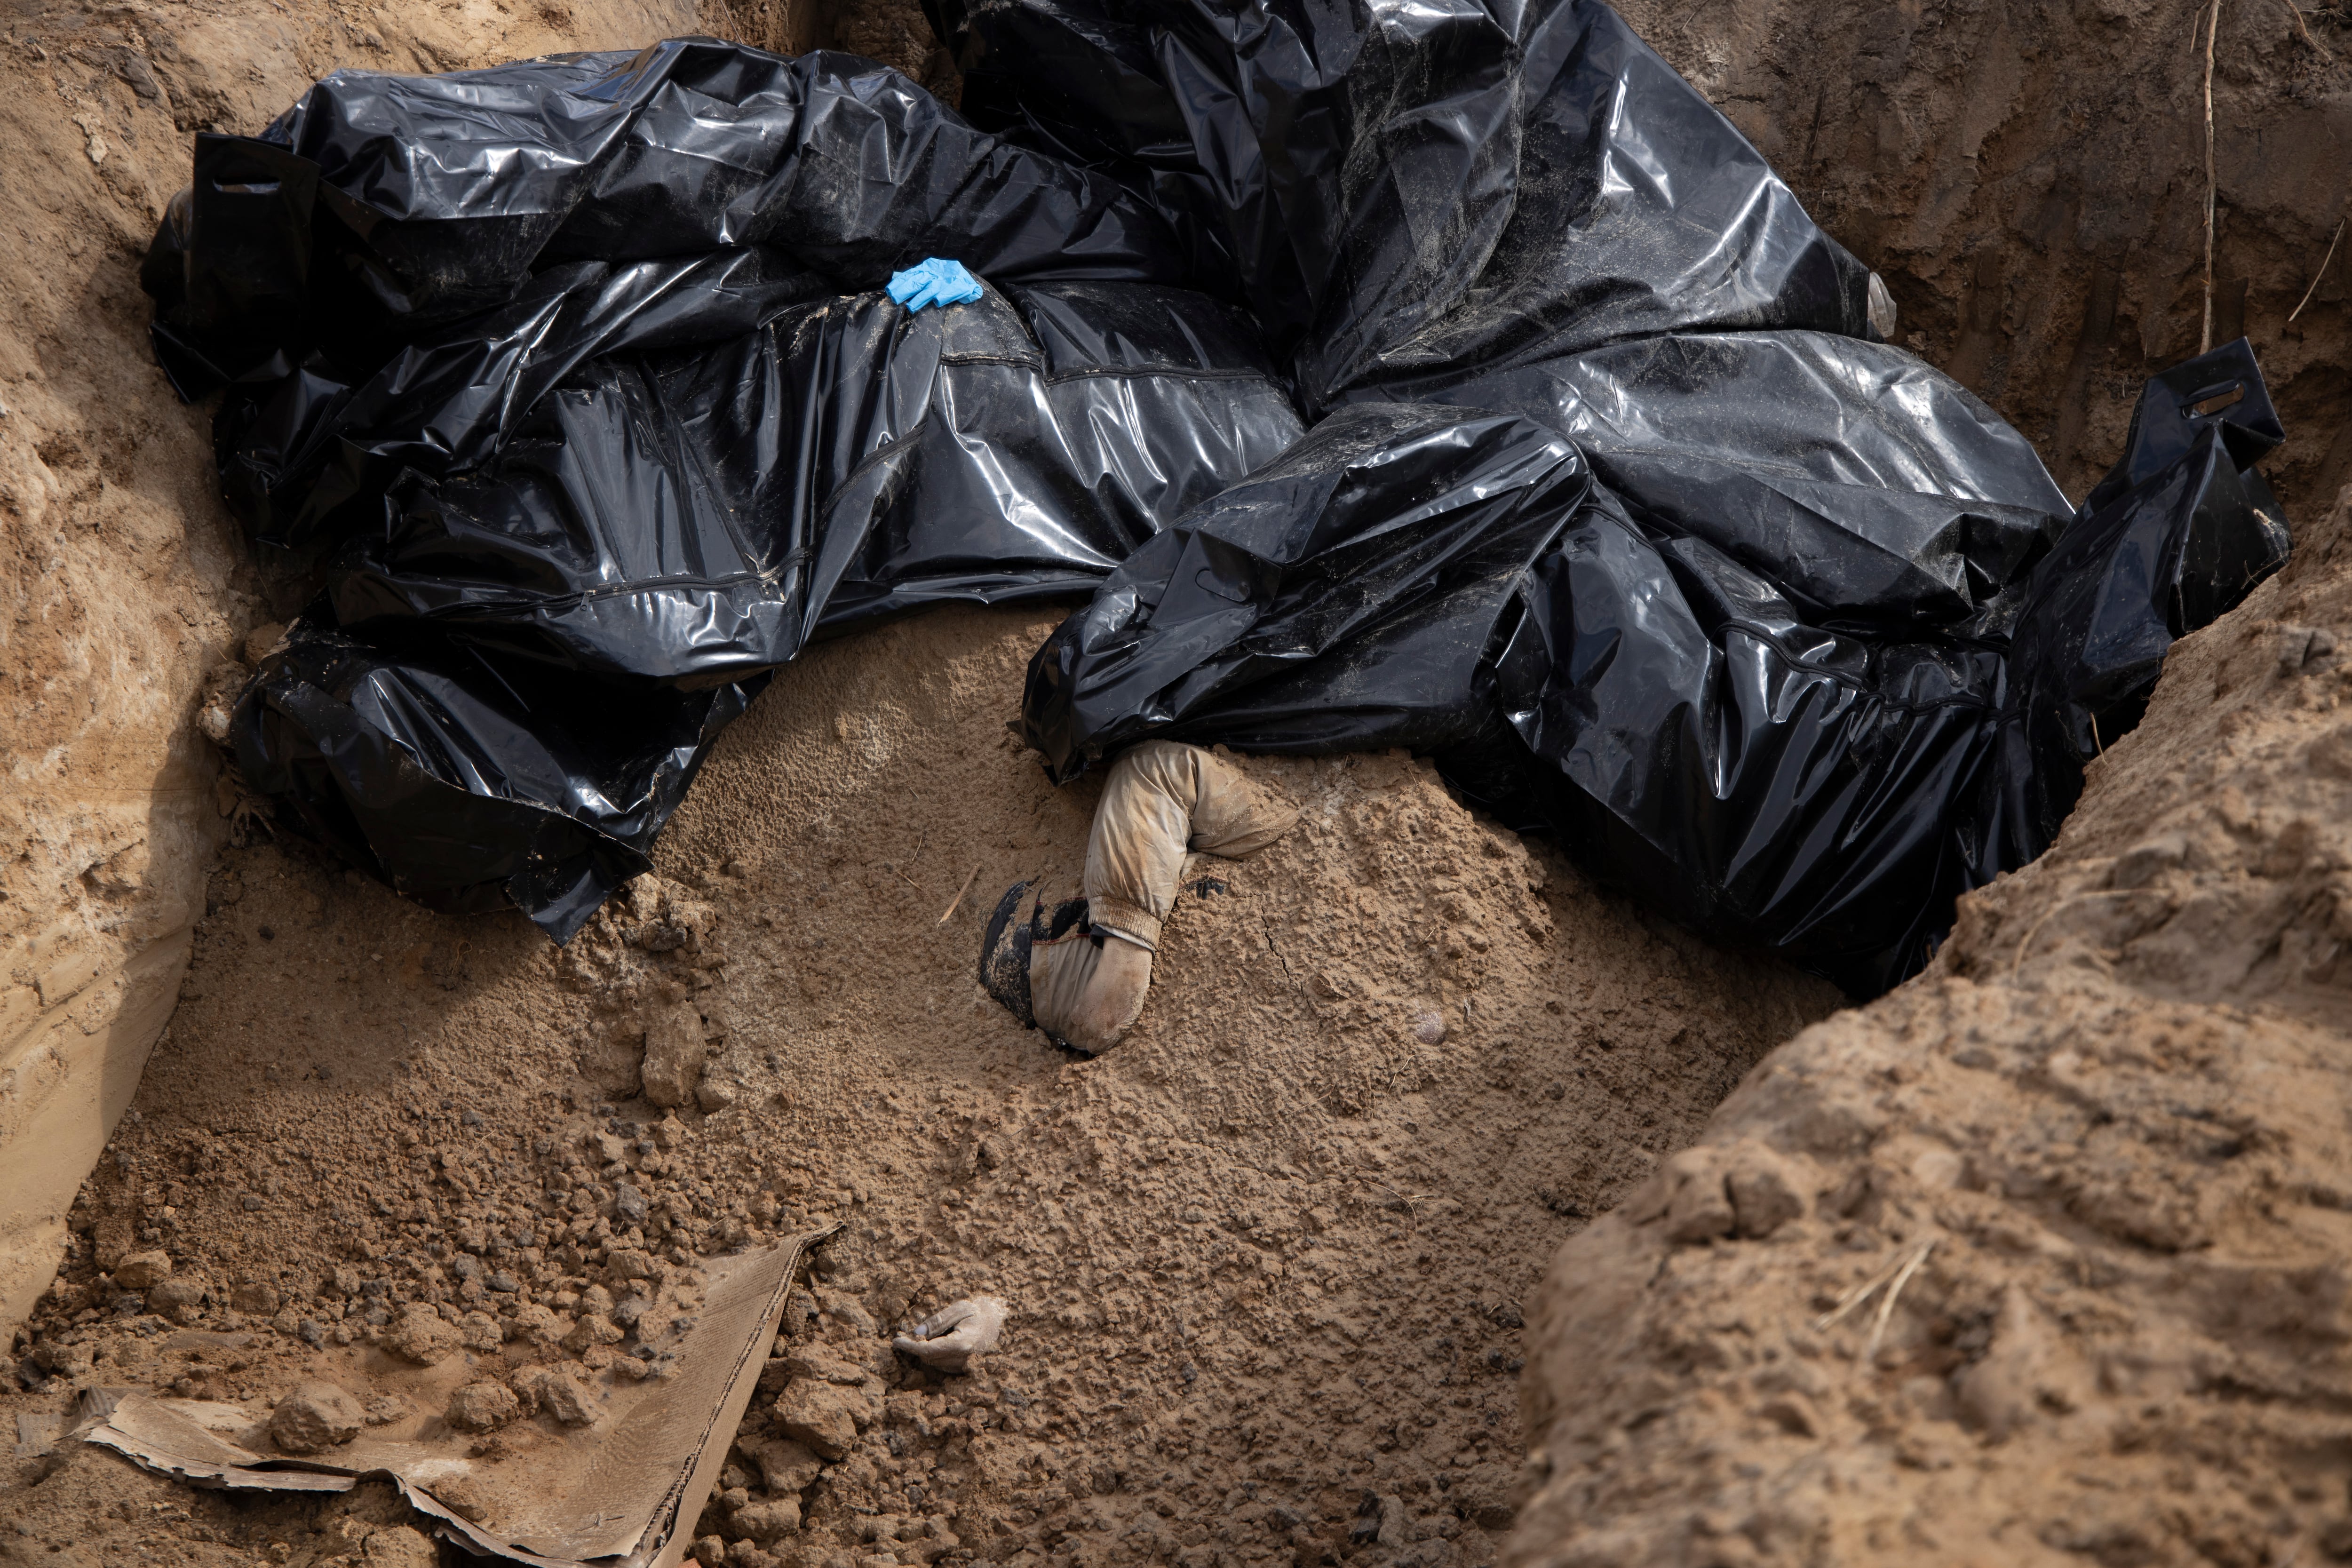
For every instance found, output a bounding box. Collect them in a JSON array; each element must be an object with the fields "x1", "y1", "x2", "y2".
[{"x1": 83, "y1": 1226, "x2": 838, "y2": 1568}]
